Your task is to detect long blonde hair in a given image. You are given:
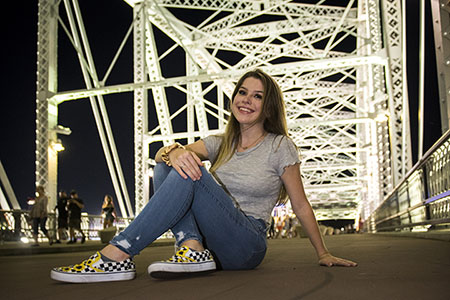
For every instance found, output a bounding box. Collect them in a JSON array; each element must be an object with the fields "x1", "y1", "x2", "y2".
[{"x1": 210, "y1": 69, "x2": 291, "y2": 204}]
